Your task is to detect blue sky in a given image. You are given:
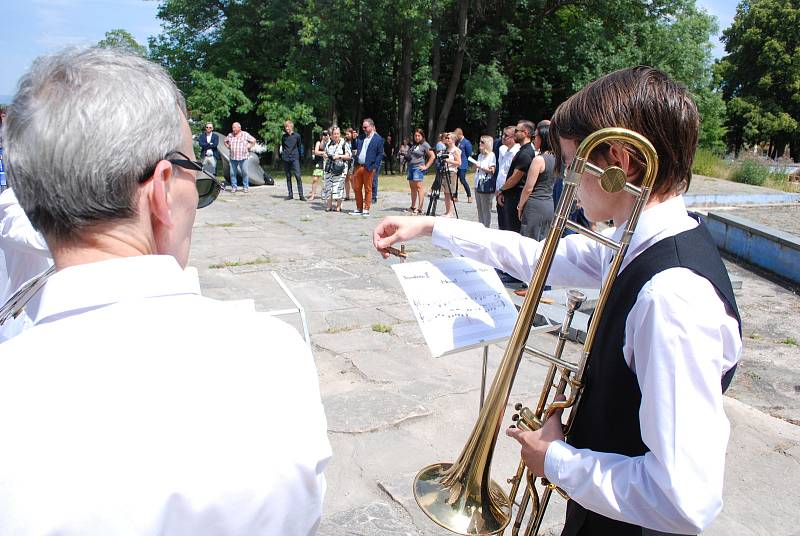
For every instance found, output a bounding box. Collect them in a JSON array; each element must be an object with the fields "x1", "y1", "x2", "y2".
[
  {"x1": 0, "y1": 0, "x2": 161, "y2": 99},
  {"x1": 1, "y1": 0, "x2": 737, "y2": 101}
]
